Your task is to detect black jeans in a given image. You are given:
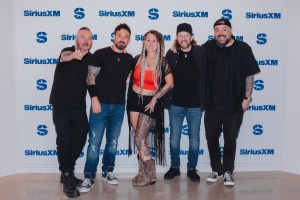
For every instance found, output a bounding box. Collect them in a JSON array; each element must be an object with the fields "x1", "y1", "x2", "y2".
[
  {"x1": 53, "y1": 107, "x2": 88, "y2": 172},
  {"x1": 204, "y1": 109, "x2": 244, "y2": 173}
]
